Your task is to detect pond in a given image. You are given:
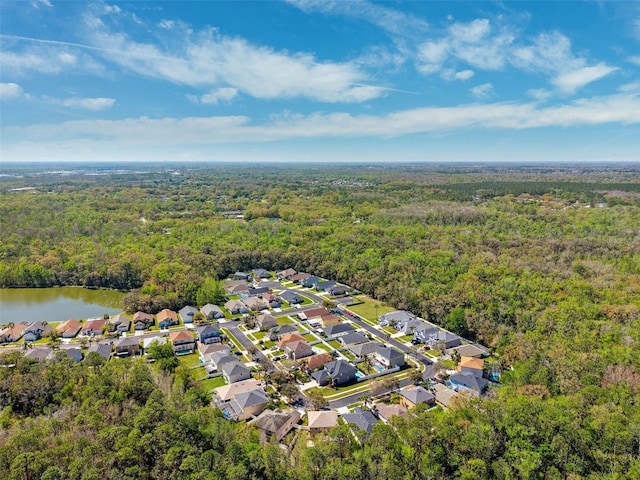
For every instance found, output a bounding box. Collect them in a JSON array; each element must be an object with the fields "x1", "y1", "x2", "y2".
[{"x1": 0, "y1": 287, "x2": 126, "y2": 324}]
